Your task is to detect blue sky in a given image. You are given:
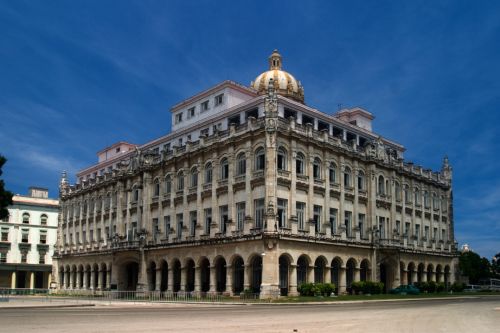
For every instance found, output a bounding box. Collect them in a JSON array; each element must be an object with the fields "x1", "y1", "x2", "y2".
[{"x1": 0, "y1": 1, "x2": 499, "y2": 259}]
